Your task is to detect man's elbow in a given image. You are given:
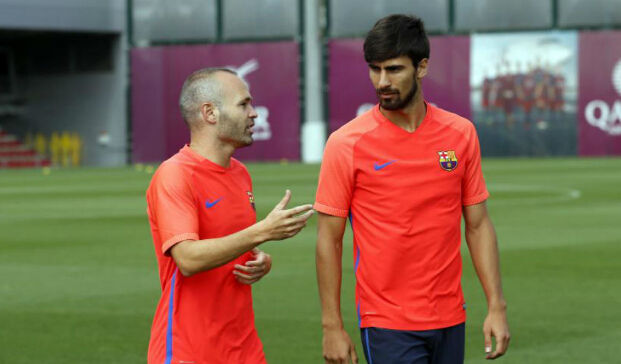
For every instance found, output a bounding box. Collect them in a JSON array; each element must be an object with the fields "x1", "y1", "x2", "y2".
[
  {"x1": 177, "y1": 265, "x2": 196, "y2": 277},
  {"x1": 170, "y1": 243, "x2": 200, "y2": 277},
  {"x1": 174, "y1": 257, "x2": 198, "y2": 277}
]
